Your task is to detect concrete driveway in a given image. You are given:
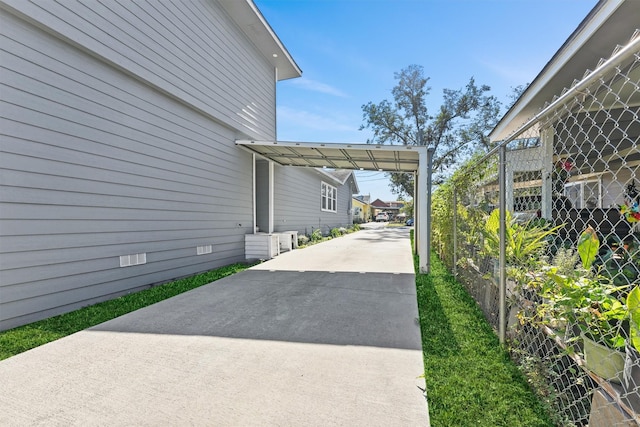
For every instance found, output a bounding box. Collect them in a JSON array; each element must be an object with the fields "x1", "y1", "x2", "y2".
[{"x1": 0, "y1": 227, "x2": 428, "y2": 426}]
